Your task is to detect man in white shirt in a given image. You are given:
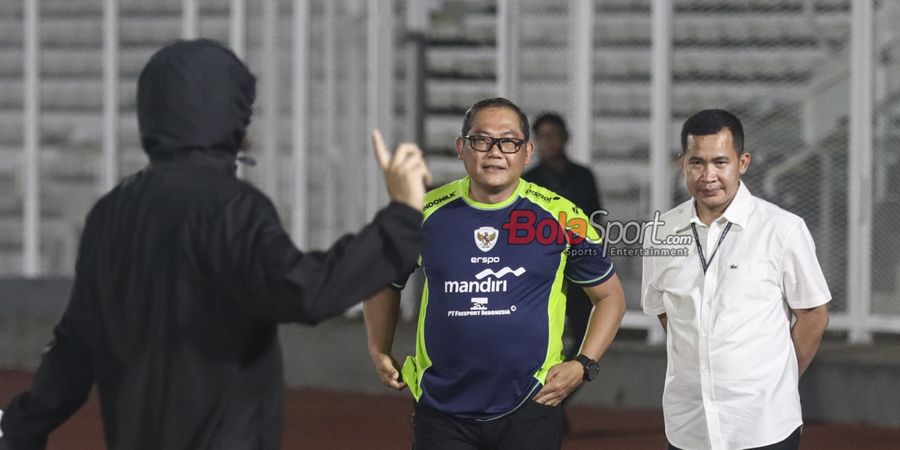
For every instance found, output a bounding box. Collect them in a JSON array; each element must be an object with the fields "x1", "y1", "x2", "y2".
[{"x1": 641, "y1": 109, "x2": 830, "y2": 450}]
